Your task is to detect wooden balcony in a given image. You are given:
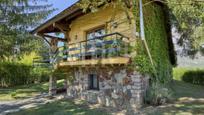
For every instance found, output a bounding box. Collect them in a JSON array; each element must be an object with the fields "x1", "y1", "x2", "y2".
[{"x1": 54, "y1": 32, "x2": 130, "y2": 67}]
